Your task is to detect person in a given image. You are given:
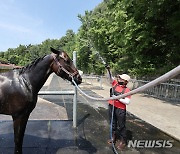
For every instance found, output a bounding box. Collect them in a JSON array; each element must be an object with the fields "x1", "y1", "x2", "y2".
[{"x1": 106, "y1": 65, "x2": 131, "y2": 150}]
